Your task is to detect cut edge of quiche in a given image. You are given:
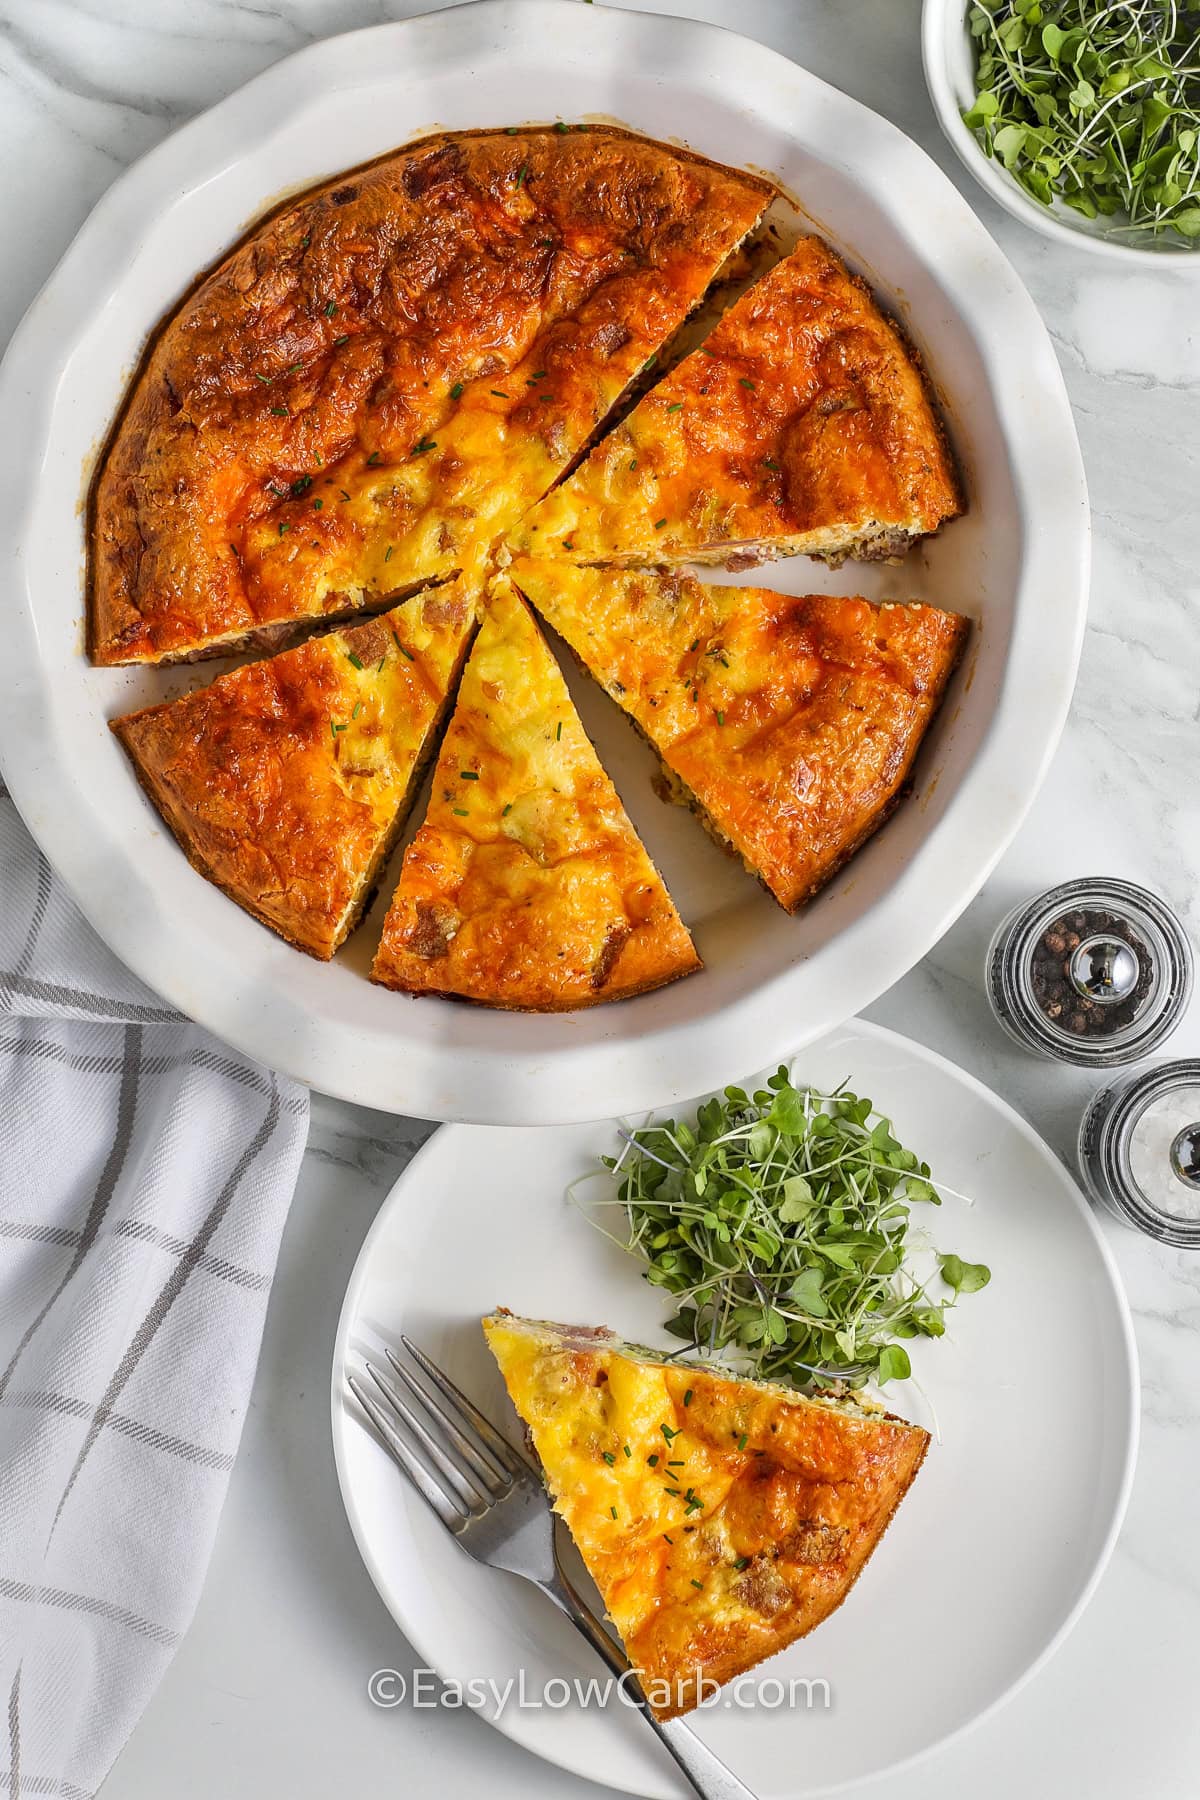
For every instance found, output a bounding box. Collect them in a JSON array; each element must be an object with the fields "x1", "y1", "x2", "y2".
[
  {"x1": 483, "y1": 1310, "x2": 930, "y2": 1718},
  {"x1": 370, "y1": 575, "x2": 701, "y2": 1009},
  {"x1": 509, "y1": 559, "x2": 968, "y2": 913},
  {"x1": 509, "y1": 233, "x2": 962, "y2": 573},
  {"x1": 111, "y1": 577, "x2": 478, "y2": 959}
]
